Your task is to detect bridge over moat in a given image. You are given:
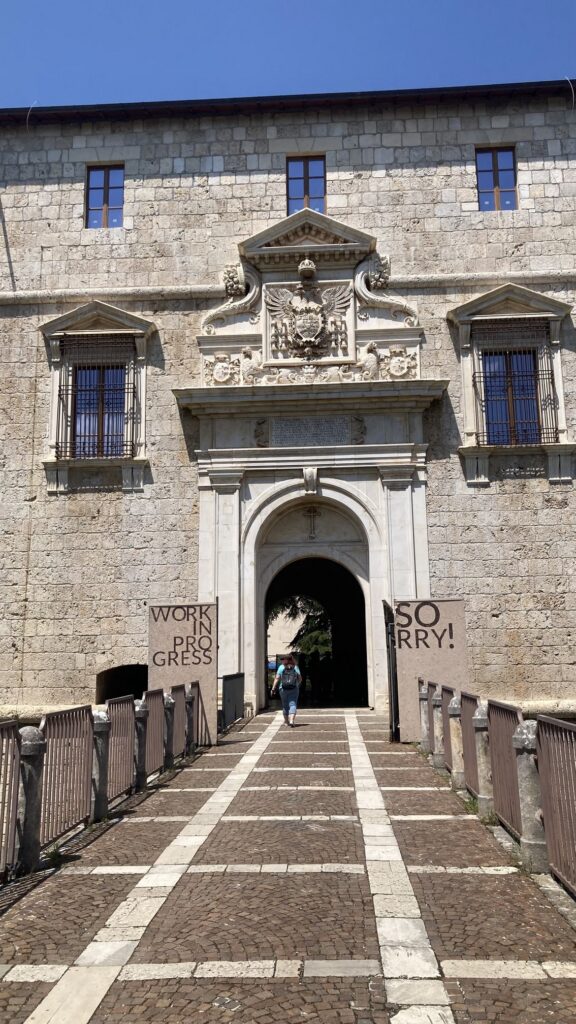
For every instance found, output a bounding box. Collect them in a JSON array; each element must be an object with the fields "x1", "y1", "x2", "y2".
[{"x1": 0, "y1": 709, "x2": 575, "y2": 1023}]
